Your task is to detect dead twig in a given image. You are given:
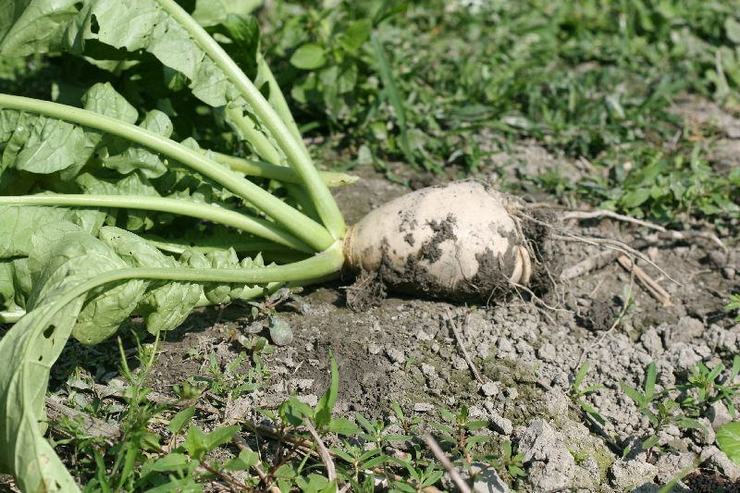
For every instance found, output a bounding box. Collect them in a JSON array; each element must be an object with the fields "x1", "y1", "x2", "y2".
[
  {"x1": 562, "y1": 209, "x2": 726, "y2": 251},
  {"x1": 445, "y1": 308, "x2": 484, "y2": 385},
  {"x1": 562, "y1": 209, "x2": 666, "y2": 232},
  {"x1": 560, "y1": 250, "x2": 621, "y2": 281},
  {"x1": 616, "y1": 255, "x2": 672, "y2": 306},
  {"x1": 551, "y1": 233, "x2": 680, "y2": 286},
  {"x1": 422, "y1": 434, "x2": 472, "y2": 493},
  {"x1": 45, "y1": 395, "x2": 121, "y2": 441},
  {"x1": 305, "y1": 421, "x2": 337, "y2": 482}
]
